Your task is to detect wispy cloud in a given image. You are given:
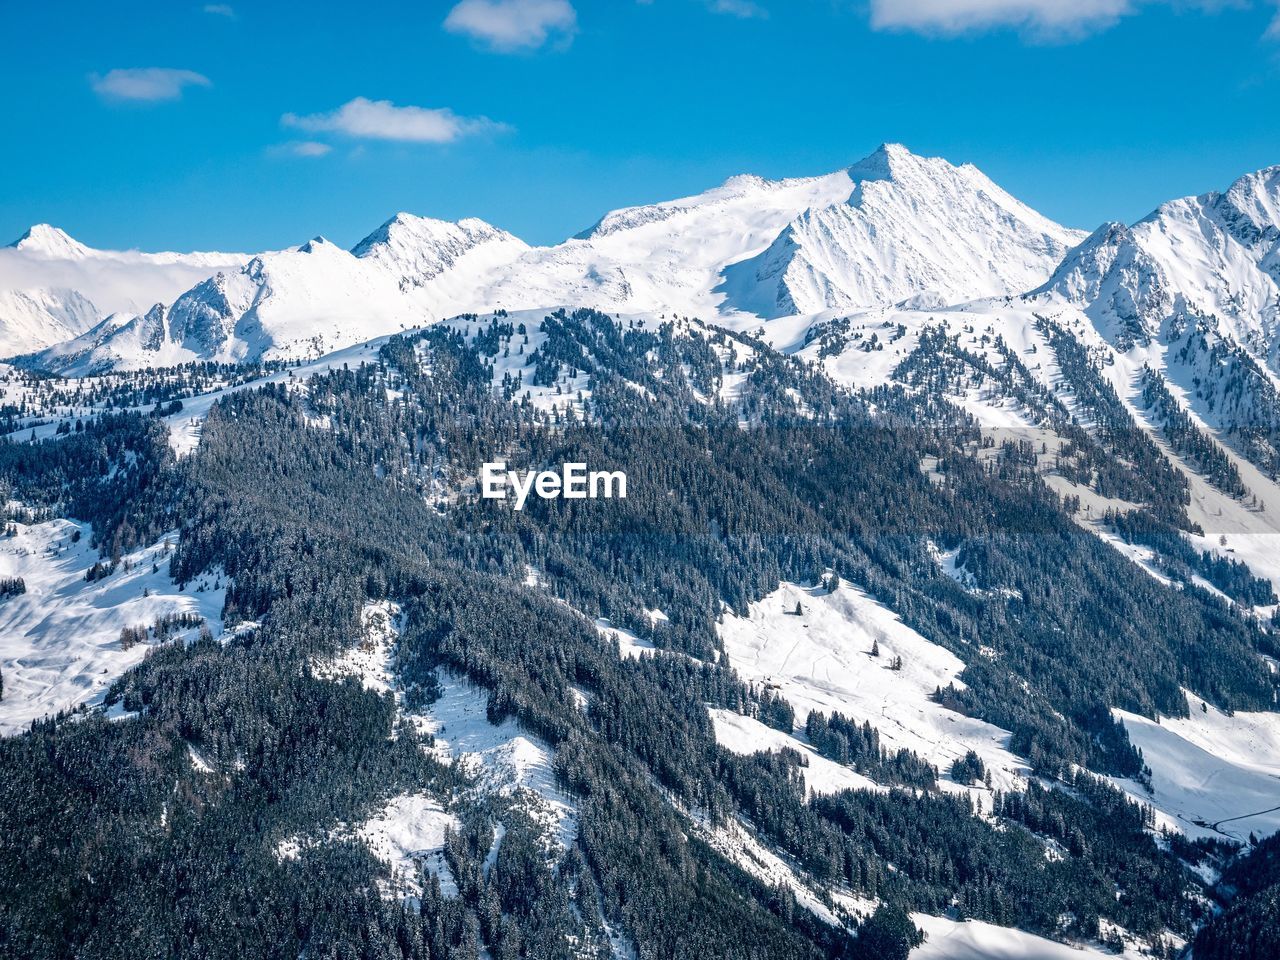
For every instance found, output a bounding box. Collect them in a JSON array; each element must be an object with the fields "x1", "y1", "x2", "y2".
[
  {"x1": 709, "y1": 0, "x2": 768, "y2": 18},
  {"x1": 867, "y1": 0, "x2": 1269, "y2": 40},
  {"x1": 282, "y1": 97, "x2": 506, "y2": 144},
  {"x1": 444, "y1": 0, "x2": 577, "y2": 52},
  {"x1": 90, "y1": 68, "x2": 212, "y2": 103},
  {"x1": 202, "y1": 3, "x2": 235, "y2": 18},
  {"x1": 269, "y1": 140, "x2": 333, "y2": 159}
]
